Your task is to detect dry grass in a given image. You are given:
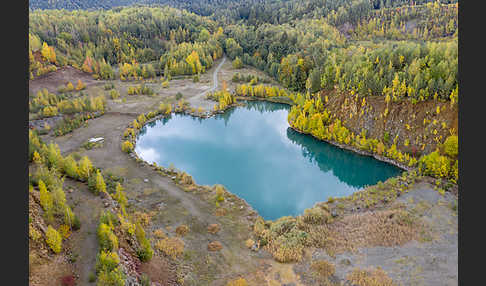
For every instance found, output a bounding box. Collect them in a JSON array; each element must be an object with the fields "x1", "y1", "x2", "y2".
[
  {"x1": 153, "y1": 228, "x2": 167, "y2": 239},
  {"x1": 134, "y1": 211, "x2": 152, "y2": 227},
  {"x1": 253, "y1": 205, "x2": 426, "y2": 263},
  {"x1": 346, "y1": 267, "x2": 396, "y2": 286},
  {"x1": 309, "y1": 208, "x2": 425, "y2": 254},
  {"x1": 177, "y1": 172, "x2": 195, "y2": 185},
  {"x1": 245, "y1": 238, "x2": 255, "y2": 249},
  {"x1": 226, "y1": 277, "x2": 248, "y2": 286},
  {"x1": 207, "y1": 241, "x2": 223, "y2": 251},
  {"x1": 175, "y1": 225, "x2": 189, "y2": 237},
  {"x1": 29, "y1": 255, "x2": 73, "y2": 286},
  {"x1": 214, "y1": 207, "x2": 228, "y2": 216},
  {"x1": 310, "y1": 260, "x2": 335, "y2": 279},
  {"x1": 156, "y1": 237, "x2": 185, "y2": 259},
  {"x1": 207, "y1": 224, "x2": 221, "y2": 234}
]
